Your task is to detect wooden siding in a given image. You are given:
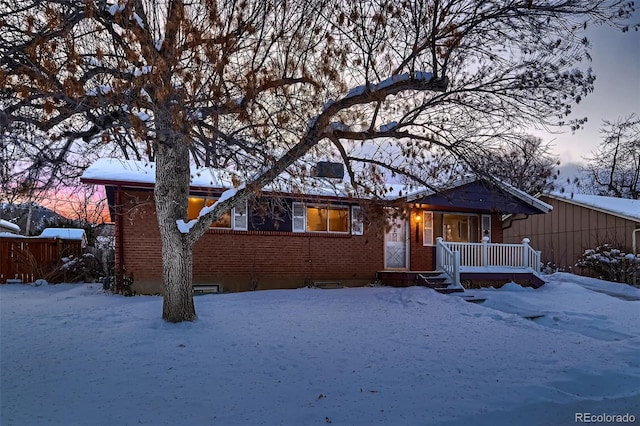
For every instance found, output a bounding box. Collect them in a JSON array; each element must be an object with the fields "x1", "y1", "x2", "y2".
[
  {"x1": 503, "y1": 196, "x2": 639, "y2": 272},
  {"x1": 0, "y1": 238, "x2": 83, "y2": 283}
]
